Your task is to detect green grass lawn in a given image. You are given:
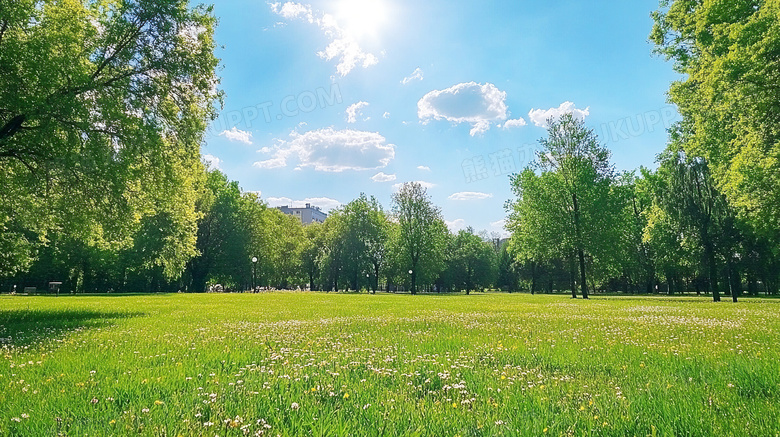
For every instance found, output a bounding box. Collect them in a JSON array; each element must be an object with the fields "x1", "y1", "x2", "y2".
[{"x1": 1, "y1": 293, "x2": 778, "y2": 436}]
